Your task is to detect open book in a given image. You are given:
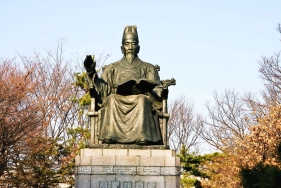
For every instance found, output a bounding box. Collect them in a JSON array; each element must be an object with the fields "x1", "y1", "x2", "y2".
[{"x1": 117, "y1": 79, "x2": 158, "y2": 95}]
